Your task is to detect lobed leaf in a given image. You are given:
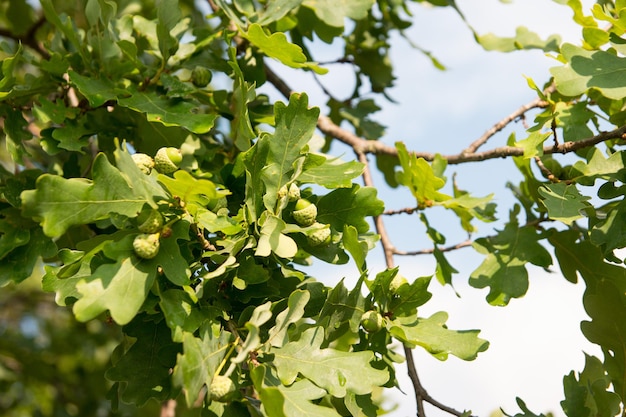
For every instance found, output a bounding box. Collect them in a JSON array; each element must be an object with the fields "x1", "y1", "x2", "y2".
[
  {"x1": 551, "y1": 43, "x2": 626, "y2": 99},
  {"x1": 251, "y1": 365, "x2": 342, "y2": 417},
  {"x1": 21, "y1": 153, "x2": 154, "y2": 237},
  {"x1": 271, "y1": 327, "x2": 389, "y2": 397},
  {"x1": 241, "y1": 24, "x2": 328, "y2": 74},
  {"x1": 73, "y1": 255, "x2": 156, "y2": 325},
  {"x1": 538, "y1": 183, "x2": 591, "y2": 225},
  {"x1": 389, "y1": 312, "x2": 489, "y2": 361}
]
